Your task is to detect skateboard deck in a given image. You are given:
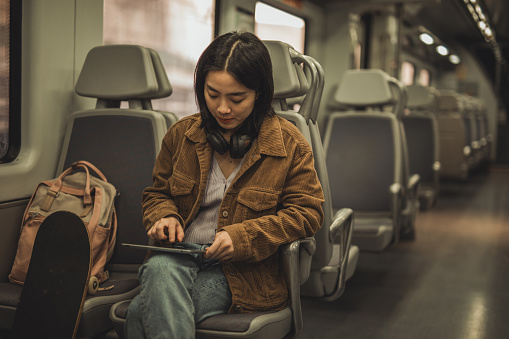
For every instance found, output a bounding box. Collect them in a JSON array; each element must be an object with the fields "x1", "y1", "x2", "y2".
[{"x1": 9, "y1": 210, "x2": 91, "y2": 339}]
